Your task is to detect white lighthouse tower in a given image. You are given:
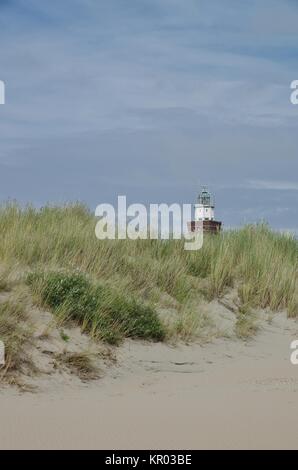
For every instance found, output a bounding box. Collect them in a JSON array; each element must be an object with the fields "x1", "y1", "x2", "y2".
[
  {"x1": 194, "y1": 187, "x2": 215, "y2": 221},
  {"x1": 188, "y1": 187, "x2": 221, "y2": 234}
]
